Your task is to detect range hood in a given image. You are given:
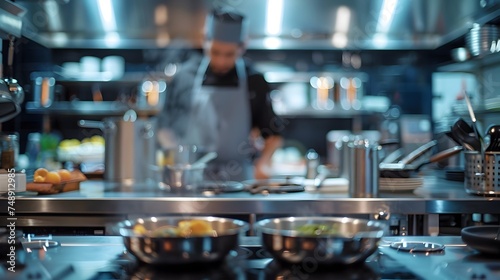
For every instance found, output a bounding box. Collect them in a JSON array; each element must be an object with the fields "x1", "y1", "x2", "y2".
[{"x1": 12, "y1": 0, "x2": 500, "y2": 50}]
